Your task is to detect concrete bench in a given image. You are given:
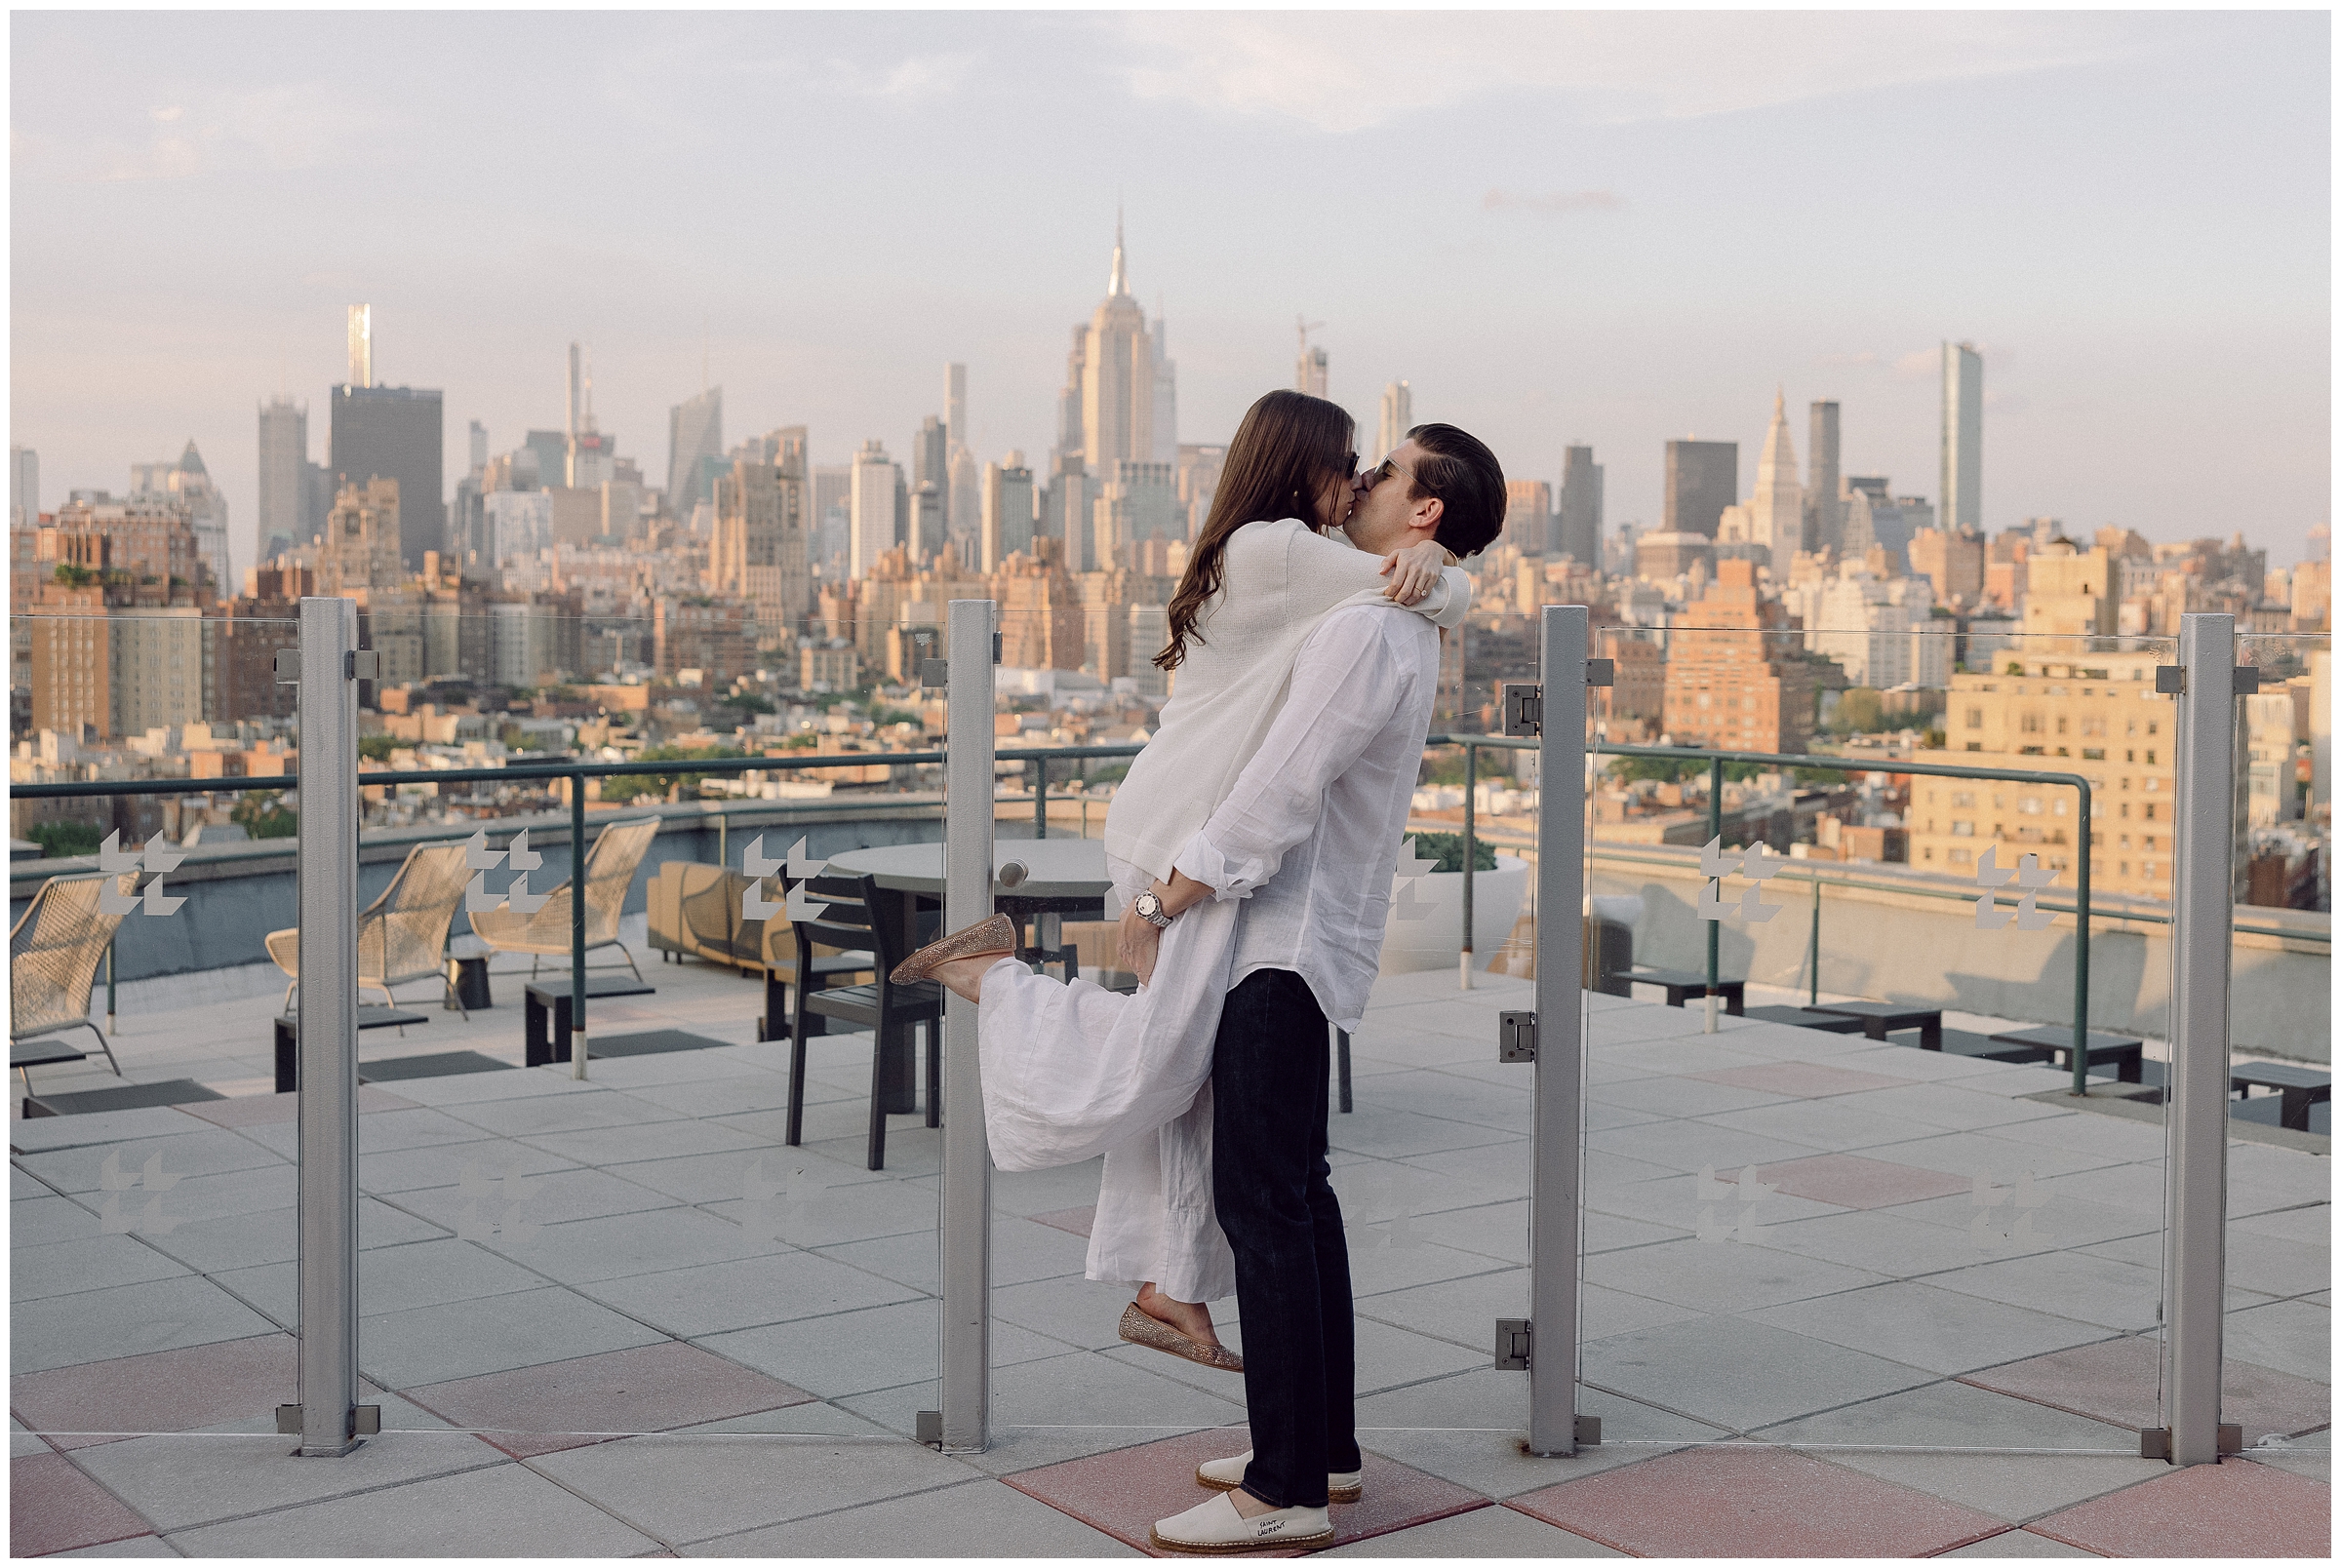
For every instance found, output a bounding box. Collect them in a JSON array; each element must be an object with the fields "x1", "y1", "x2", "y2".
[
  {"x1": 1617, "y1": 967, "x2": 1745, "y2": 1015},
  {"x1": 273, "y1": 1006, "x2": 431, "y2": 1092},
  {"x1": 1743, "y1": 1005, "x2": 1866, "y2": 1035},
  {"x1": 1987, "y1": 1026, "x2": 2147, "y2": 1083},
  {"x1": 2231, "y1": 1062, "x2": 2331, "y2": 1132},
  {"x1": 526, "y1": 977, "x2": 655, "y2": 1067},
  {"x1": 1809, "y1": 1000, "x2": 1944, "y2": 1050}
]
